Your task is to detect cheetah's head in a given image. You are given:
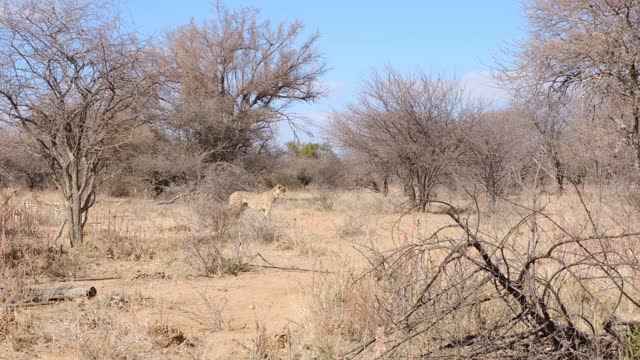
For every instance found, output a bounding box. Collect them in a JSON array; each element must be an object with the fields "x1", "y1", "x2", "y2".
[{"x1": 272, "y1": 184, "x2": 287, "y2": 198}]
